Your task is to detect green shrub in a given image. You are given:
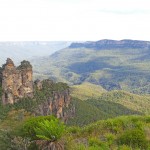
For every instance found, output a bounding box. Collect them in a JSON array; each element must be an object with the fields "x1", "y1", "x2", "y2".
[
  {"x1": 74, "y1": 144, "x2": 87, "y2": 150},
  {"x1": 105, "y1": 133, "x2": 115, "y2": 146},
  {"x1": 67, "y1": 126, "x2": 81, "y2": 134},
  {"x1": 118, "y1": 129, "x2": 148, "y2": 149},
  {"x1": 118, "y1": 145, "x2": 132, "y2": 150},
  {"x1": 34, "y1": 118, "x2": 65, "y2": 141},
  {"x1": 88, "y1": 137, "x2": 109, "y2": 149},
  {"x1": 19, "y1": 115, "x2": 56, "y2": 139}
]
